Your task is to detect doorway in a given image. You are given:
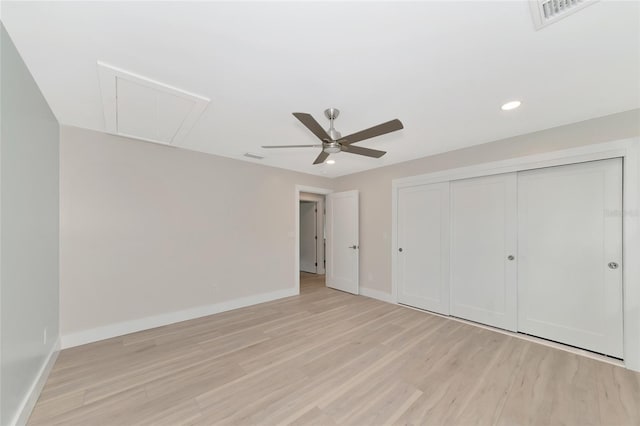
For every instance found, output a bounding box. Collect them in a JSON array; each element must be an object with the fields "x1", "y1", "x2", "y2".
[
  {"x1": 295, "y1": 185, "x2": 360, "y2": 296},
  {"x1": 295, "y1": 185, "x2": 332, "y2": 294},
  {"x1": 299, "y1": 194, "x2": 325, "y2": 274}
]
